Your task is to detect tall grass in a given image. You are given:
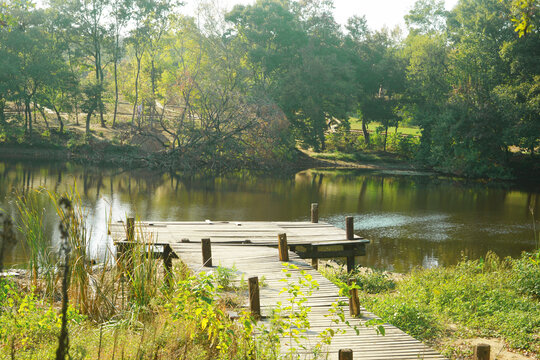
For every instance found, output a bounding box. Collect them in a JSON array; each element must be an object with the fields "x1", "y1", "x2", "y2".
[
  {"x1": 15, "y1": 189, "x2": 56, "y2": 291},
  {"x1": 121, "y1": 222, "x2": 161, "y2": 309}
]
